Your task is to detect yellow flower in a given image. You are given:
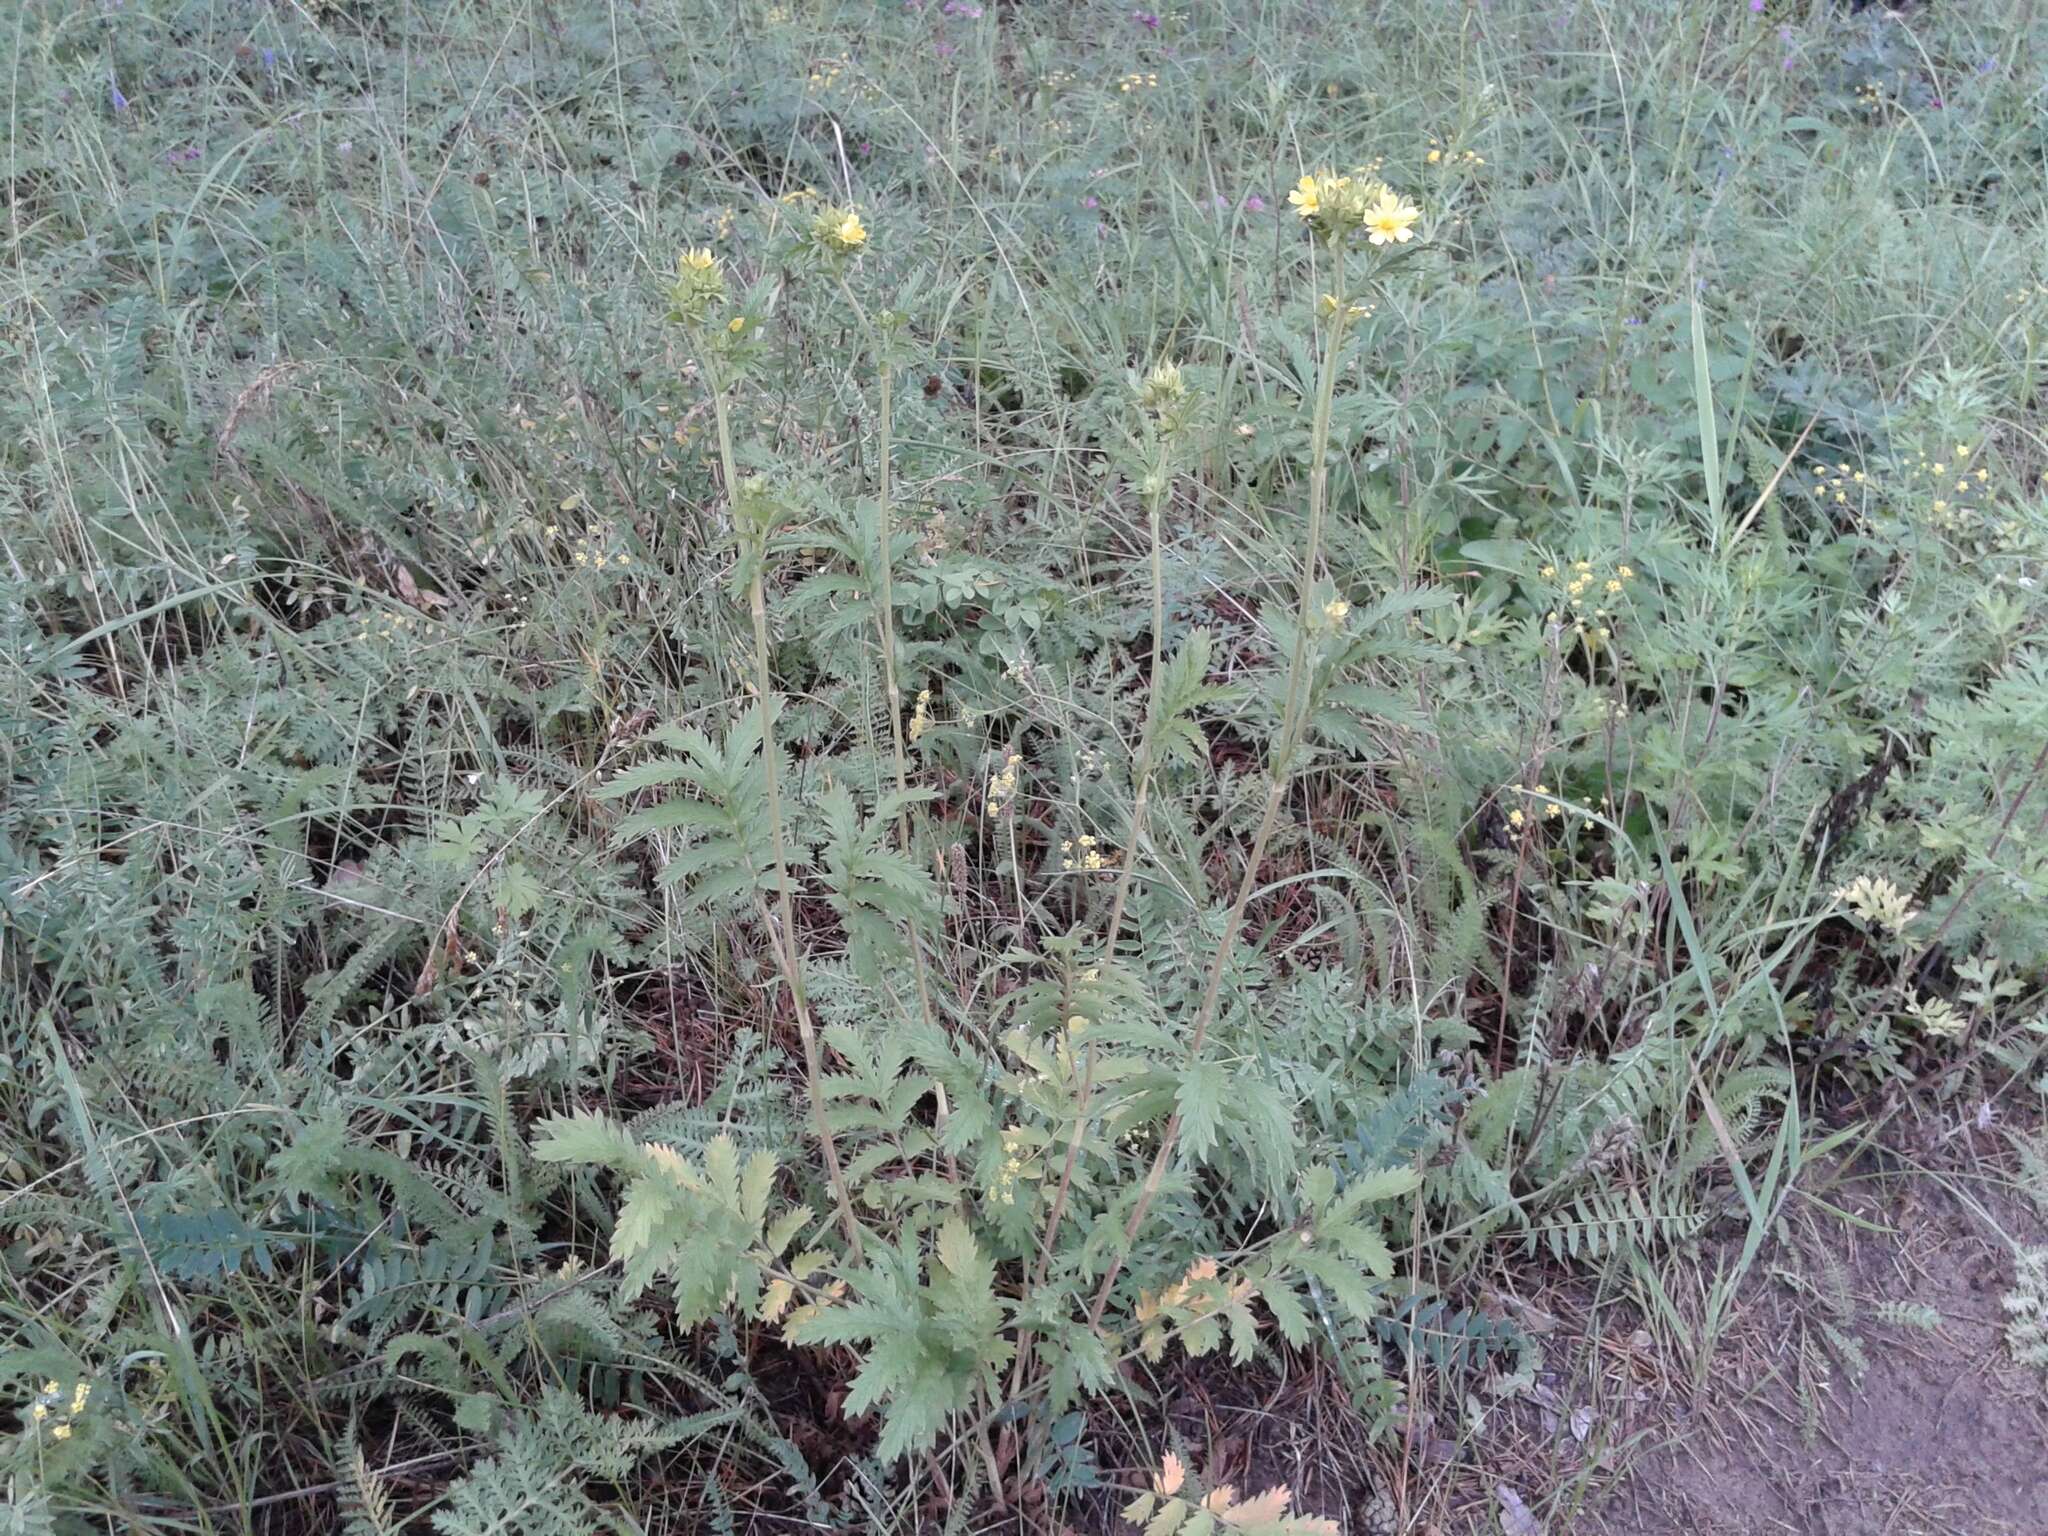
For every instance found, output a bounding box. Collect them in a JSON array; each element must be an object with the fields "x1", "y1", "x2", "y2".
[
  {"x1": 1323, "y1": 598, "x2": 1350, "y2": 622},
  {"x1": 728, "y1": 316, "x2": 746, "y2": 334},
  {"x1": 51, "y1": 1424, "x2": 72, "y2": 1441},
  {"x1": 812, "y1": 205, "x2": 868, "y2": 255},
  {"x1": 670, "y1": 246, "x2": 728, "y2": 324},
  {"x1": 1363, "y1": 187, "x2": 1421, "y2": 245},
  {"x1": 1288, "y1": 174, "x2": 1322, "y2": 219}
]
